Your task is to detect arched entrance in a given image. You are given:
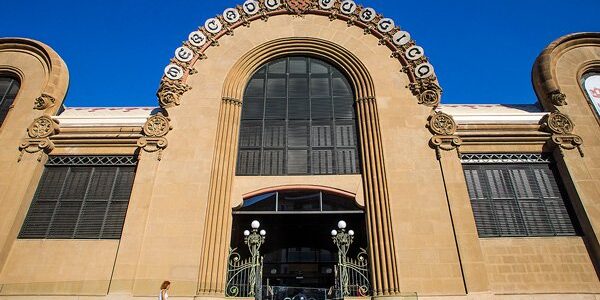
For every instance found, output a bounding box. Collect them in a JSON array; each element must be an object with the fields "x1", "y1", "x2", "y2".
[{"x1": 230, "y1": 189, "x2": 367, "y2": 299}]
